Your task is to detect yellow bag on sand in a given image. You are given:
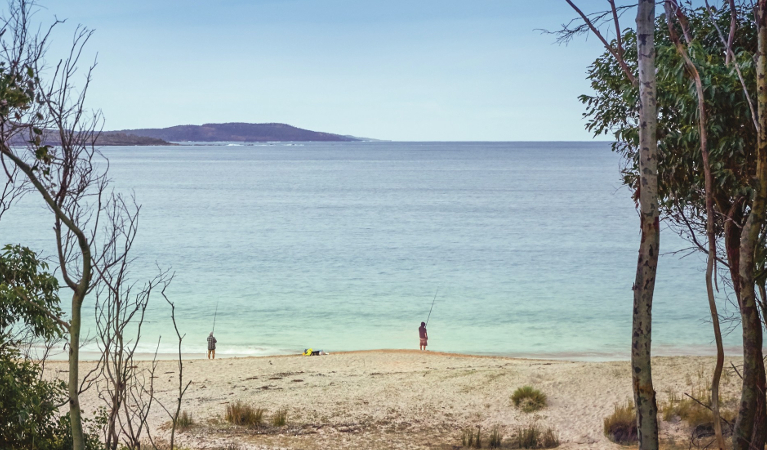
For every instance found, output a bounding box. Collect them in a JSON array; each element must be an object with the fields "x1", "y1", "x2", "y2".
[{"x1": 303, "y1": 348, "x2": 313, "y2": 356}]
